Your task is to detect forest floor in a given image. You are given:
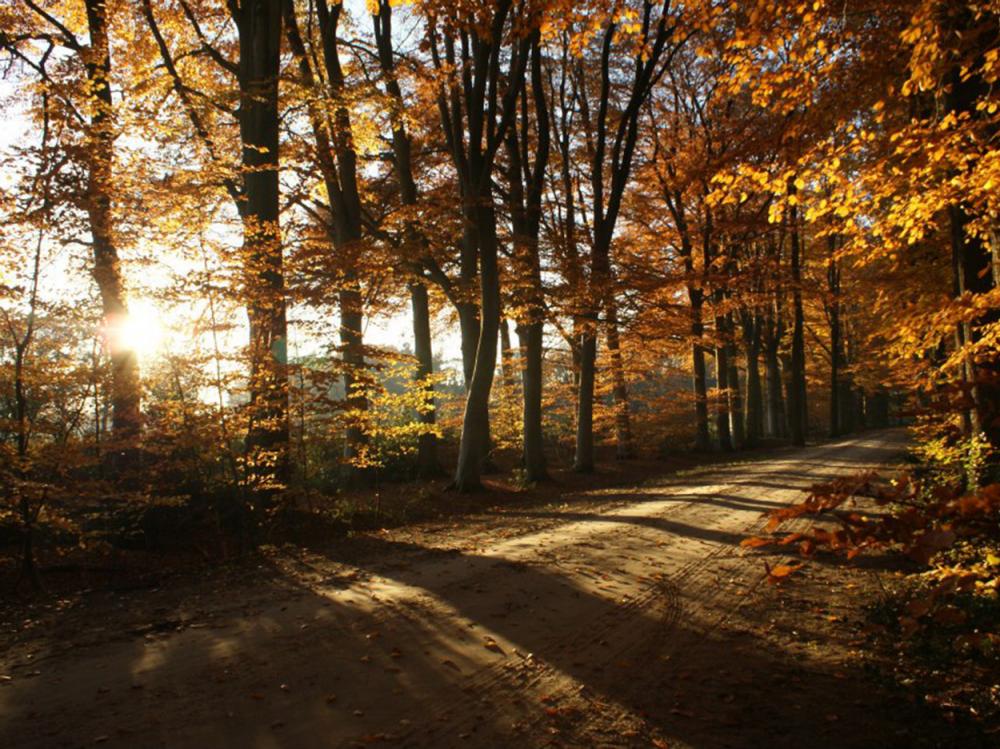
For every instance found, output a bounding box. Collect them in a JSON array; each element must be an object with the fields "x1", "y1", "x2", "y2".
[{"x1": 0, "y1": 430, "x2": 989, "y2": 748}]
